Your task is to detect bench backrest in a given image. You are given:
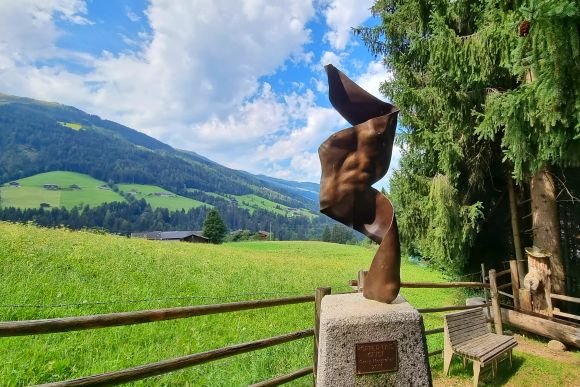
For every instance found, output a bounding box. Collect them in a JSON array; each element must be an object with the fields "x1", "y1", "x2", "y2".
[{"x1": 444, "y1": 307, "x2": 490, "y2": 348}]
